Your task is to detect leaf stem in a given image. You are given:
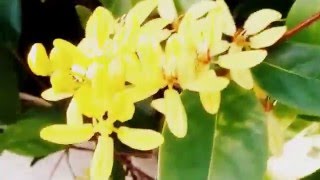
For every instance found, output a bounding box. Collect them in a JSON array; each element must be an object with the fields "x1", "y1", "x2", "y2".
[{"x1": 280, "y1": 11, "x2": 320, "y2": 41}]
